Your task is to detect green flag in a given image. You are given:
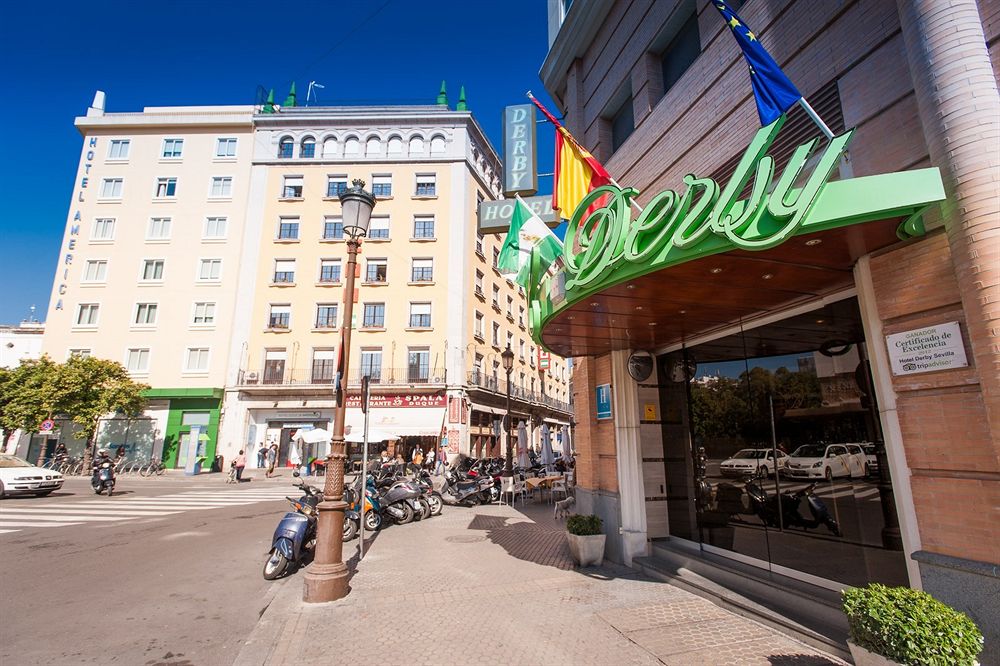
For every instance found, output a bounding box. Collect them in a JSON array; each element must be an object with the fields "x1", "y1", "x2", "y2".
[{"x1": 497, "y1": 196, "x2": 563, "y2": 287}]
